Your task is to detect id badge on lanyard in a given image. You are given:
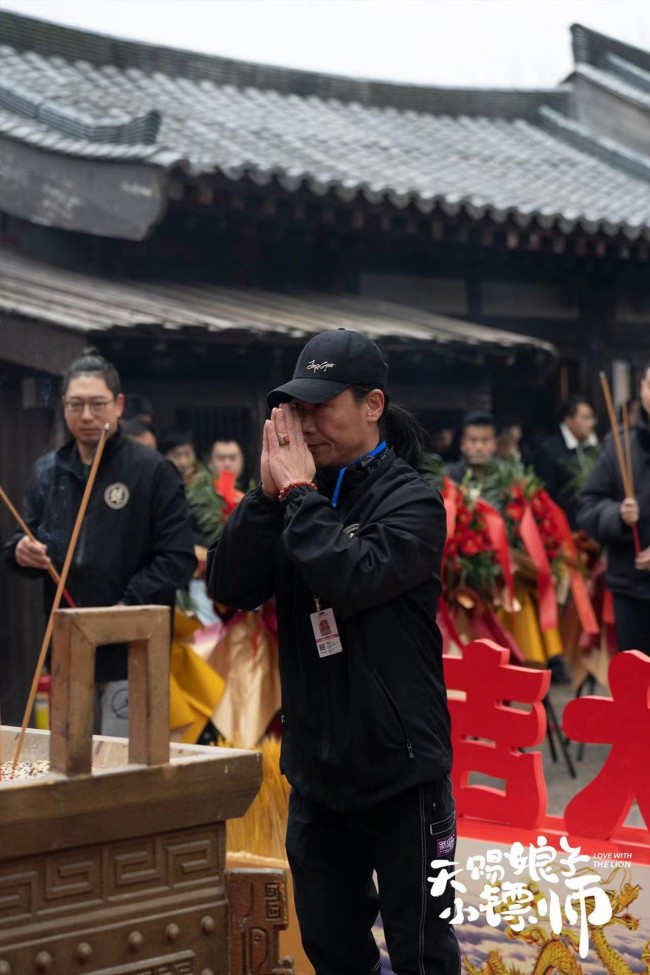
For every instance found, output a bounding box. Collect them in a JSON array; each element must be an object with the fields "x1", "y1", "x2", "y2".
[
  {"x1": 308, "y1": 442, "x2": 386, "y2": 656},
  {"x1": 310, "y1": 597, "x2": 343, "y2": 658}
]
